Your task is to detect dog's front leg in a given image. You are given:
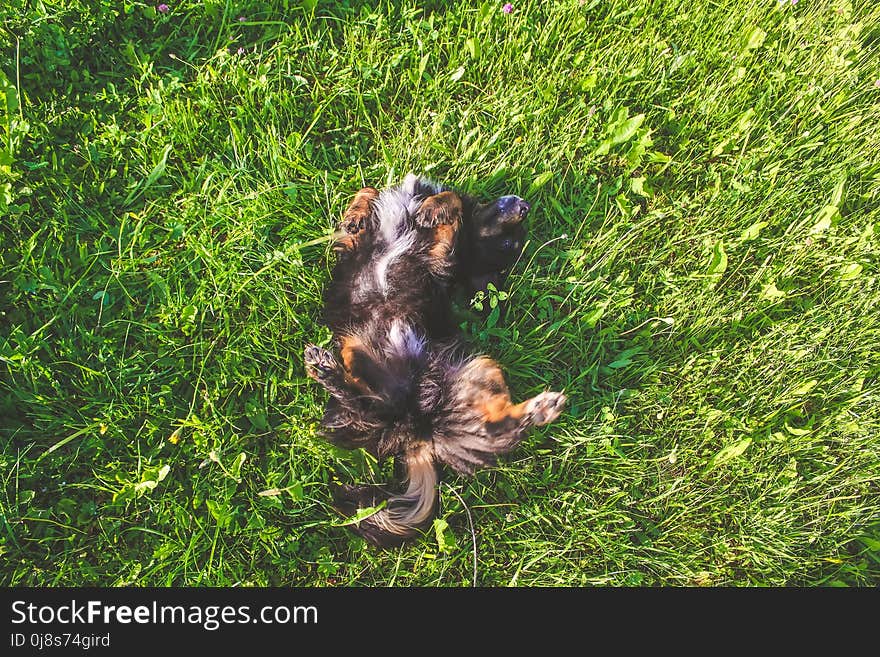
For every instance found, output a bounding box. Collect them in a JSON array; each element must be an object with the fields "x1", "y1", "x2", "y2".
[
  {"x1": 415, "y1": 191, "x2": 463, "y2": 279},
  {"x1": 333, "y1": 187, "x2": 379, "y2": 252}
]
